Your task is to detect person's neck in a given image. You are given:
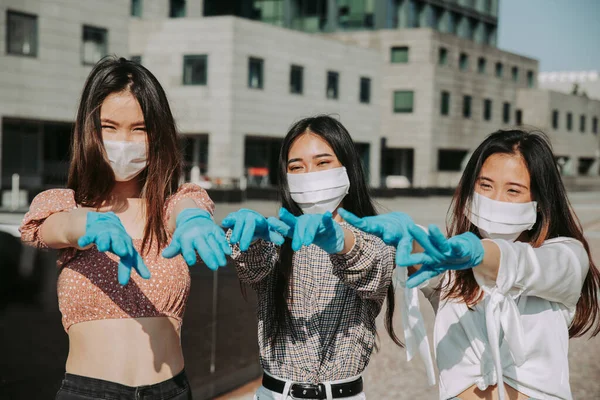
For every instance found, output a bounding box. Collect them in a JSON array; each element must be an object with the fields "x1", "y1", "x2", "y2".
[{"x1": 110, "y1": 179, "x2": 143, "y2": 201}]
